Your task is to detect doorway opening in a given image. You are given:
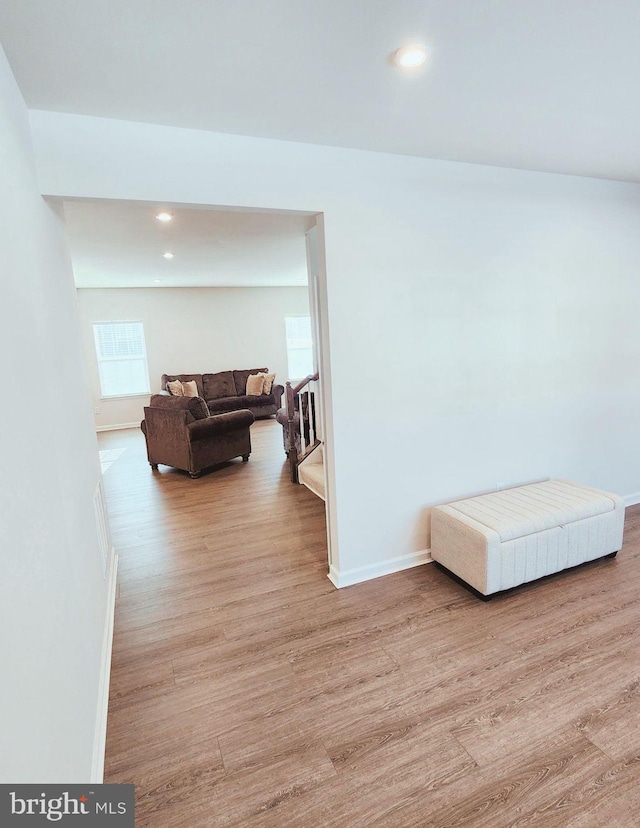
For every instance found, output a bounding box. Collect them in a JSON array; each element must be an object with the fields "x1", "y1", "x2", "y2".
[{"x1": 57, "y1": 196, "x2": 334, "y2": 575}]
